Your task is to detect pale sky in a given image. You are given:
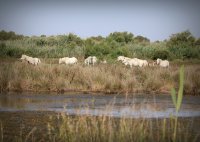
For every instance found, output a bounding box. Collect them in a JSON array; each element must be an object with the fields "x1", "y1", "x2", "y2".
[{"x1": 0, "y1": 0, "x2": 200, "y2": 41}]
